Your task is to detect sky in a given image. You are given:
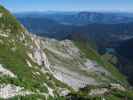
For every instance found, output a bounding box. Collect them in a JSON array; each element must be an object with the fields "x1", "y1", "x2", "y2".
[{"x1": 0, "y1": 0, "x2": 133, "y2": 13}]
